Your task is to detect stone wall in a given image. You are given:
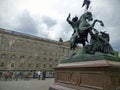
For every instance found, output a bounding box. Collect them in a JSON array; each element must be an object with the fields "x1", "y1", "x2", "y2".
[{"x1": 0, "y1": 28, "x2": 70, "y2": 74}]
